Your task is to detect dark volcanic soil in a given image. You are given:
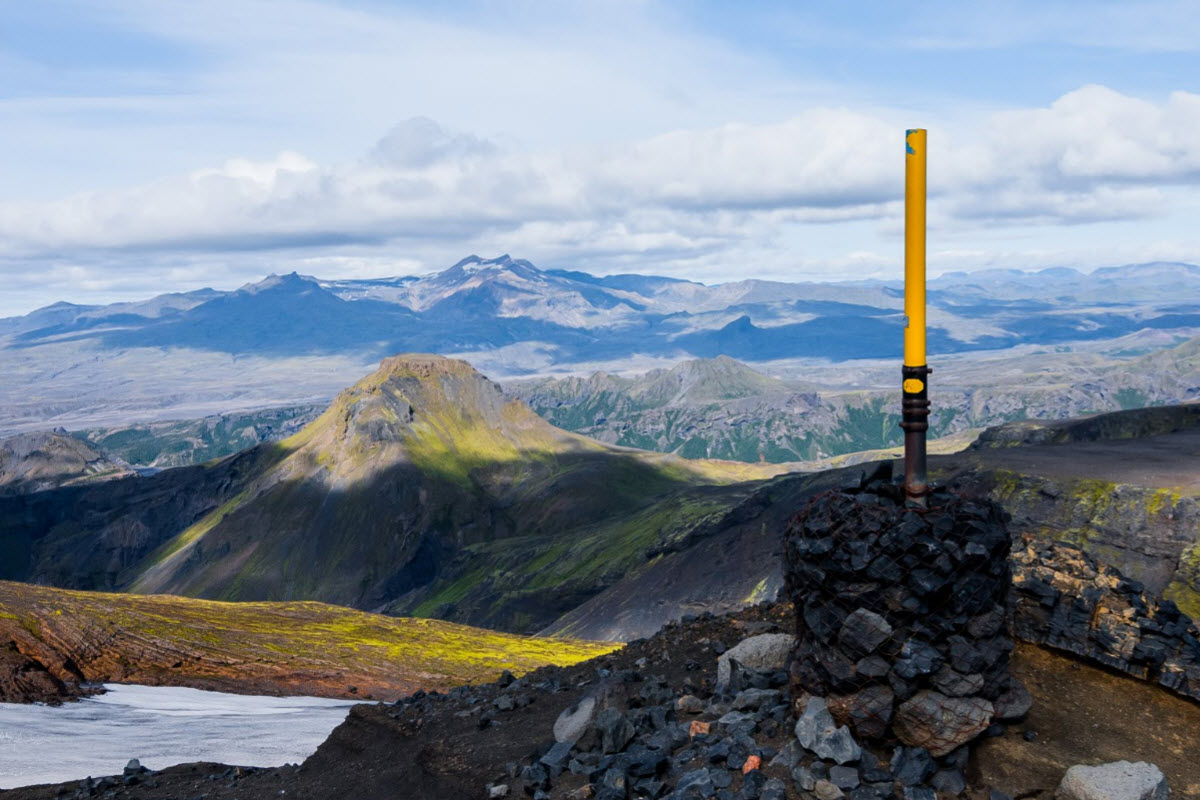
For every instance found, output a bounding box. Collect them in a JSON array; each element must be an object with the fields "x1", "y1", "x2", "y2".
[{"x1": 4, "y1": 602, "x2": 1199, "y2": 800}]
